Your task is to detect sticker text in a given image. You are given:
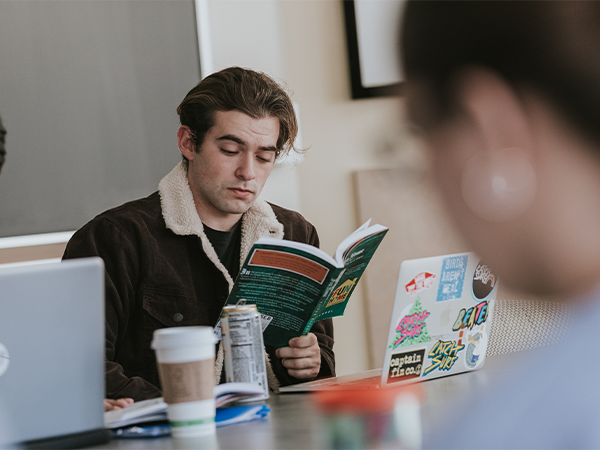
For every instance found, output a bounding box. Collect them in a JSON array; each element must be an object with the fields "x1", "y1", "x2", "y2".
[
  {"x1": 387, "y1": 349, "x2": 425, "y2": 383},
  {"x1": 393, "y1": 310, "x2": 430, "y2": 348},
  {"x1": 436, "y1": 255, "x2": 468, "y2": 302},
  {"x1": 451, "y1": 301, "x2": 489, "y2": 331},
  {"x1": 423, "y1": 340, "x2": 465, "y2": 376}
]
